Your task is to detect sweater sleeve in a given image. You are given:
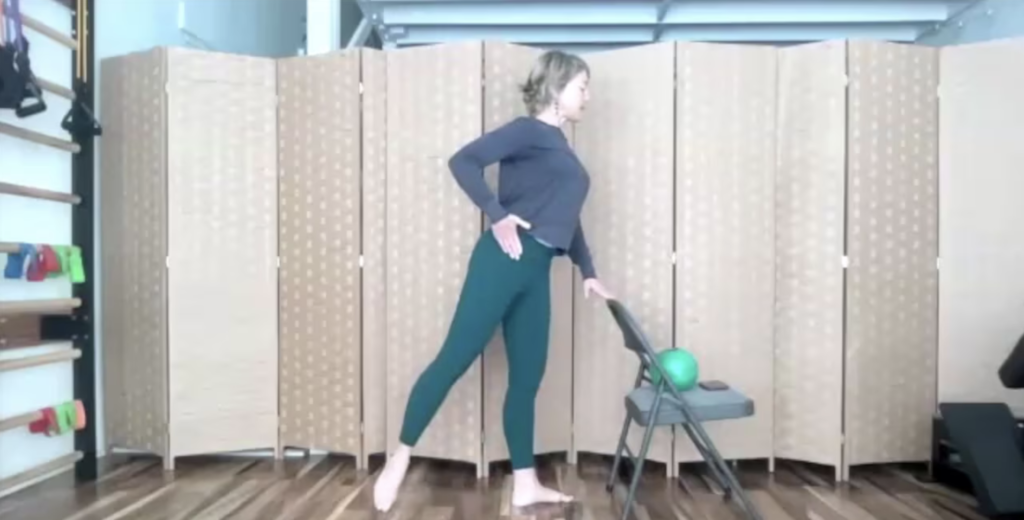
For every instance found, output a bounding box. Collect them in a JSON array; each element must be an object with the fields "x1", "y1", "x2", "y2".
[
  {"x1": 567, "y1": 223, "x2": 597, "y2": 280},
  {"x1": 448, "y1": 118, "x2": 532, "y2": 223}
]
